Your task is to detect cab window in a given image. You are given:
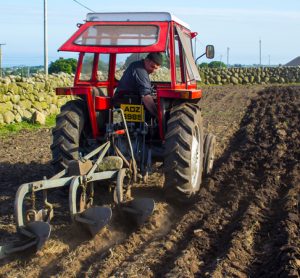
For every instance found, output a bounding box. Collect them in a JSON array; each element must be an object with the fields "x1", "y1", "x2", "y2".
[
  {"x1": 75, "y1": 25, "x2": 159, "y2": 46},
  {"x1": 115, "y1": 52, "x2": 170, "y2": 82},
  {"x1": 174, "y1": 30, "x2": 184, "y2": 84},
  {"x1": 97, "y1": 54, "x2": 110, "y2": 81},
  {"x1": 79, "y1": 53, "x2": 94, "y2": 80}
]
